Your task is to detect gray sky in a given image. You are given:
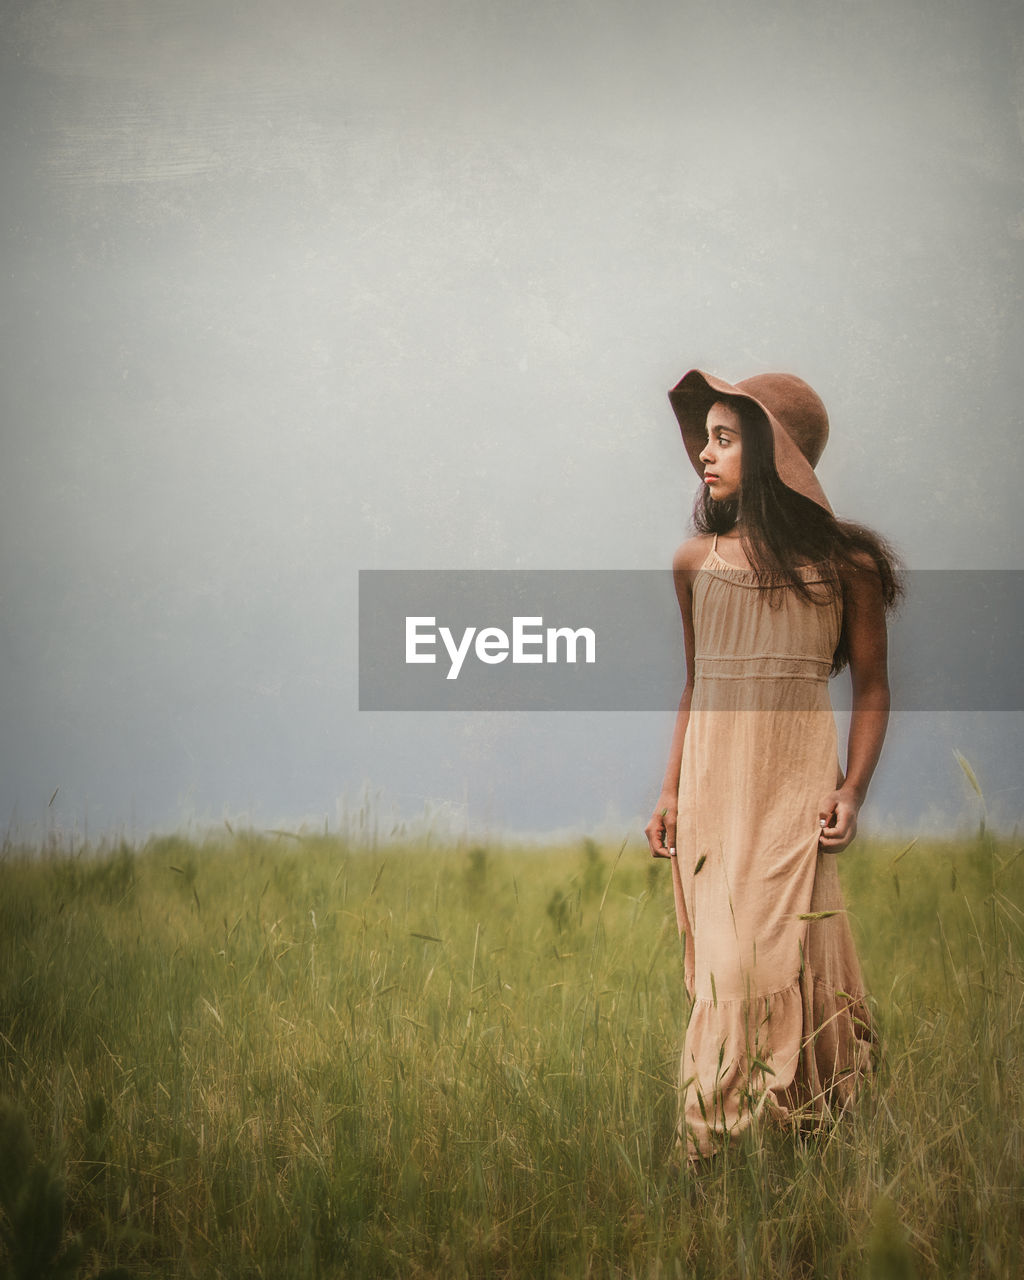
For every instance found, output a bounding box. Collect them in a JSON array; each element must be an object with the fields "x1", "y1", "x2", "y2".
[{"x1": 2, "y1": 0, "x2": 1022, "y2": 843}]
